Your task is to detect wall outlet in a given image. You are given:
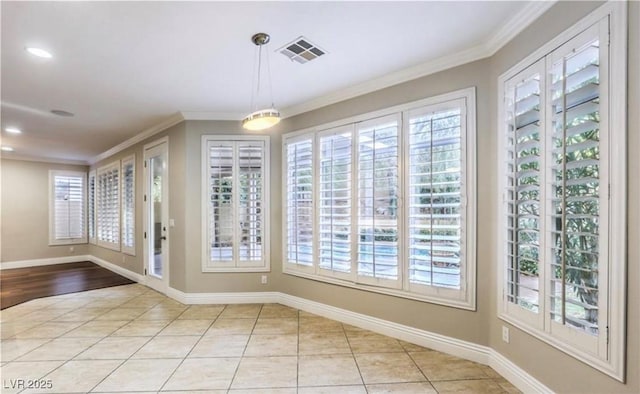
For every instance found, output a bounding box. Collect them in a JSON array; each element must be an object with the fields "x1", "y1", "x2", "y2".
[
  {"x1": 69, "y1": 246, "x2": 74, "y2": 253},
  {"x1": 502, "y1": 326, "x2": 510, "y2": 343},
  {"x1": 261, "y1": 275, "x2": 268, "y2": 284}
]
